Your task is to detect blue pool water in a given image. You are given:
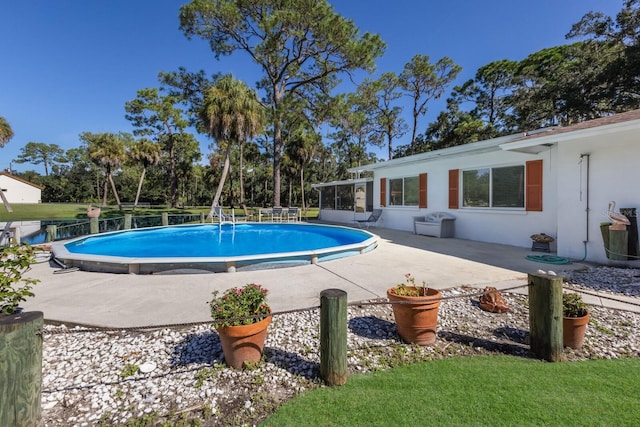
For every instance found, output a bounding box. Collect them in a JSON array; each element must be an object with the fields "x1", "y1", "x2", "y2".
[
  {"x1": 64, "y1": 223, "x2": 371, "y2": 257},
  {"x1": 53, "y1": 223, "x2": 378, "y2": 273}
]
